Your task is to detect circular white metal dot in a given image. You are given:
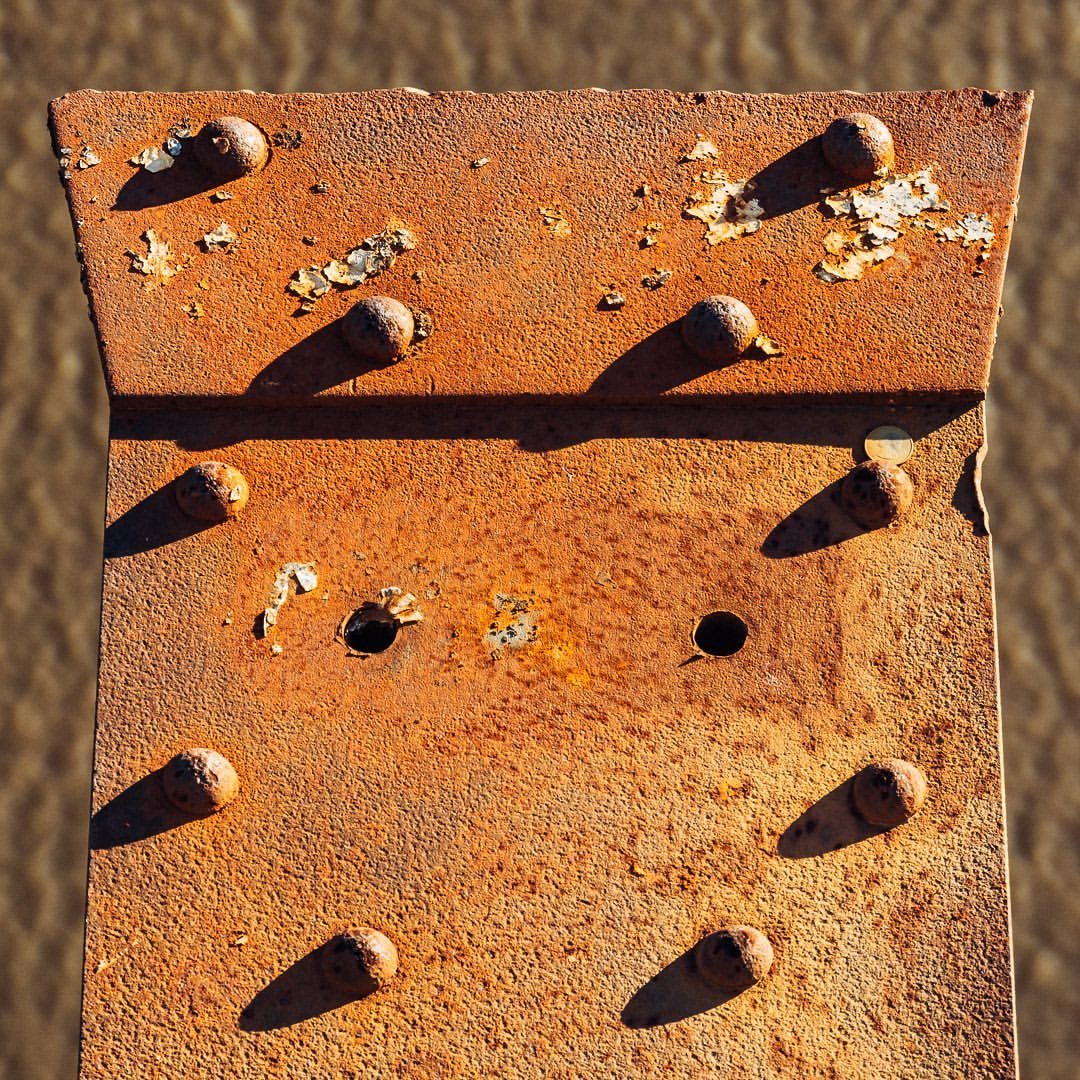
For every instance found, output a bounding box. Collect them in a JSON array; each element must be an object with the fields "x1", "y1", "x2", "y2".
[{"x1": 864, "y1": 425, "x2": 914, "y2": 465}]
